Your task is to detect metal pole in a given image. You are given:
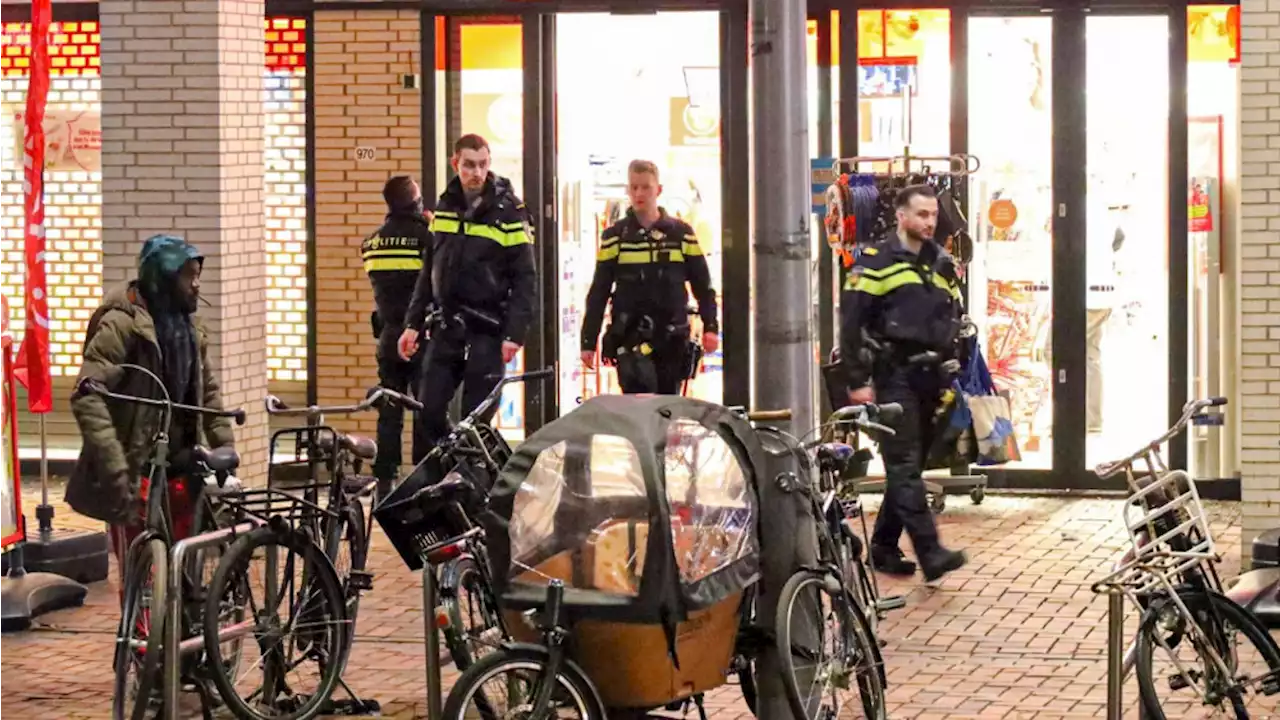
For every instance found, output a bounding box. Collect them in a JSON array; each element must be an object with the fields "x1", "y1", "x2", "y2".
[
  {"x1": 1106, "y1": 592, "x2": 1124, "y2": 720},
  {"x1": 423, "y1": 564, "x2": 442, "y2": 720},
  {"x1": 750, "y1": 1, "x2": 813, "y2": 719},
  {"x1": 750, "y1": 0, "x2": 813, "y2": 436}
]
